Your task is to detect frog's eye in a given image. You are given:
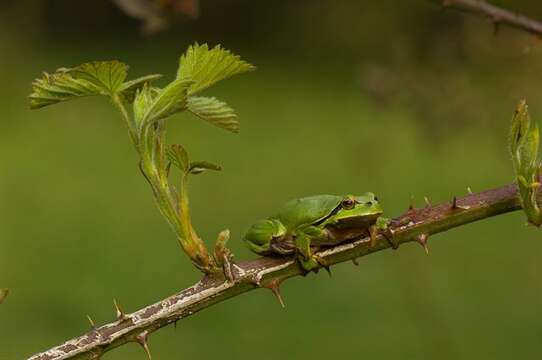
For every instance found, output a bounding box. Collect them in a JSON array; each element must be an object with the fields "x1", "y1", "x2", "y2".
[{"x1": 341, "y1": 198, "x2": 355, "y2": 209}]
